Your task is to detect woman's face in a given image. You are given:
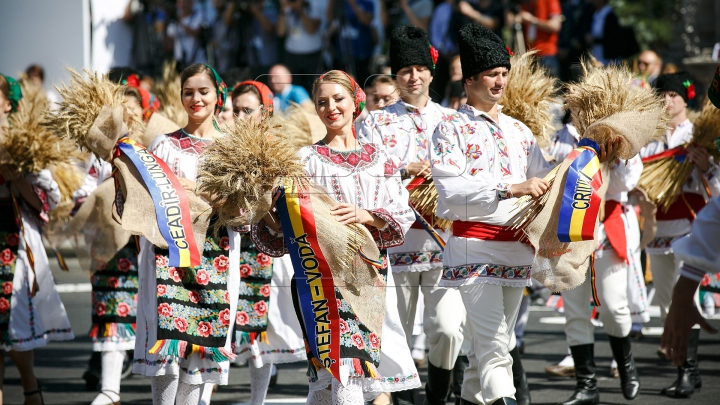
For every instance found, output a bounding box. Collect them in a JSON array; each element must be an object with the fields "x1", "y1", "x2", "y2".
[
  {"x1": 314, "y1": 83, "x2": 355, "y2": 132},
  {"x1": 368, "y1": 82, "x2": 397, "y2": 111},
  {"x1": 124, "y1": 95, "x2": 144, "y2": 121},
  {"x1": 233, "y1": 92, "x2": 263, "y2": 121},
  {"x1": 217, "y1": 103, "x2": 234, "y2": 125},
  {"x1": 182, "y1": 73, "x2": 217, "y2": 122}
]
